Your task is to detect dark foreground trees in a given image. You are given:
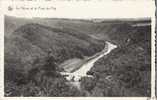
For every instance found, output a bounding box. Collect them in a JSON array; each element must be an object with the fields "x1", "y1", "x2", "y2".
[{"x1": 4, "y1": 51, "x2": 83, "y2": 96}]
